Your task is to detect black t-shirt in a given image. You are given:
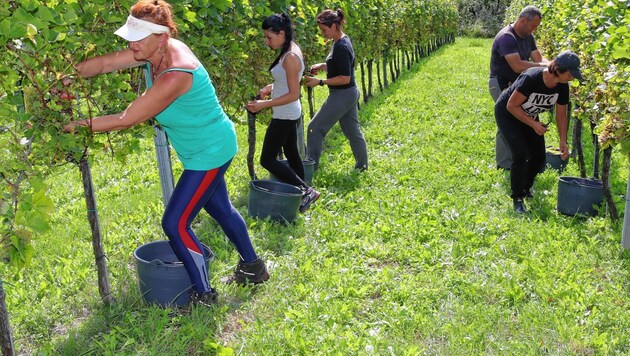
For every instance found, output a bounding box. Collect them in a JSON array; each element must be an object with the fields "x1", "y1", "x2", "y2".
[
  {"x1": 496, "y1": 67, "x2": 569, "y2": 118},
  {"x1": 326, "y1": 35, "x2": 356, "y2": 89},
  {"x1": 490, "y1": 25, "x2": 538, "y2": 90}
]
